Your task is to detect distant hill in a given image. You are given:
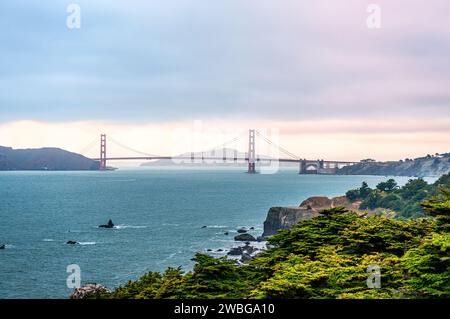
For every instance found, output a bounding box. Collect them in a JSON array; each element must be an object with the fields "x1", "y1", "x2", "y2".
[
  {"x1": 140, "y1": 148, "x2": 297, "y2": 168},
  {"x1": 0, "y1": 146, "x2": 100, "y2": 171},
  {"x1": 338, "y1": 153, "x2": 450, "y2": 177}
]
